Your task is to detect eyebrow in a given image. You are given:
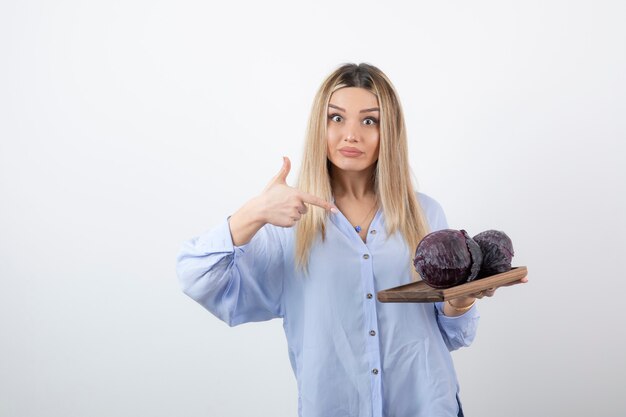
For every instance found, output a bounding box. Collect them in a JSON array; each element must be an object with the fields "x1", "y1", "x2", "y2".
[{"x1": 328, "y1": 104, "x2": 380, "y2": 113}]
